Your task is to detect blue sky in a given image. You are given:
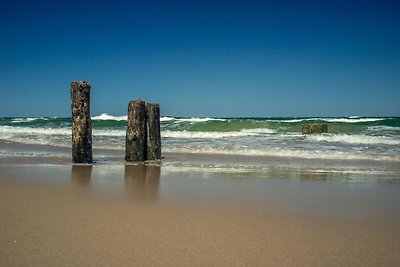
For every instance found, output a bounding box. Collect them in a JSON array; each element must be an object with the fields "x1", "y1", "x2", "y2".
[{"x1": 1, "y1": 0, "x2": 399, "y2": 117}]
